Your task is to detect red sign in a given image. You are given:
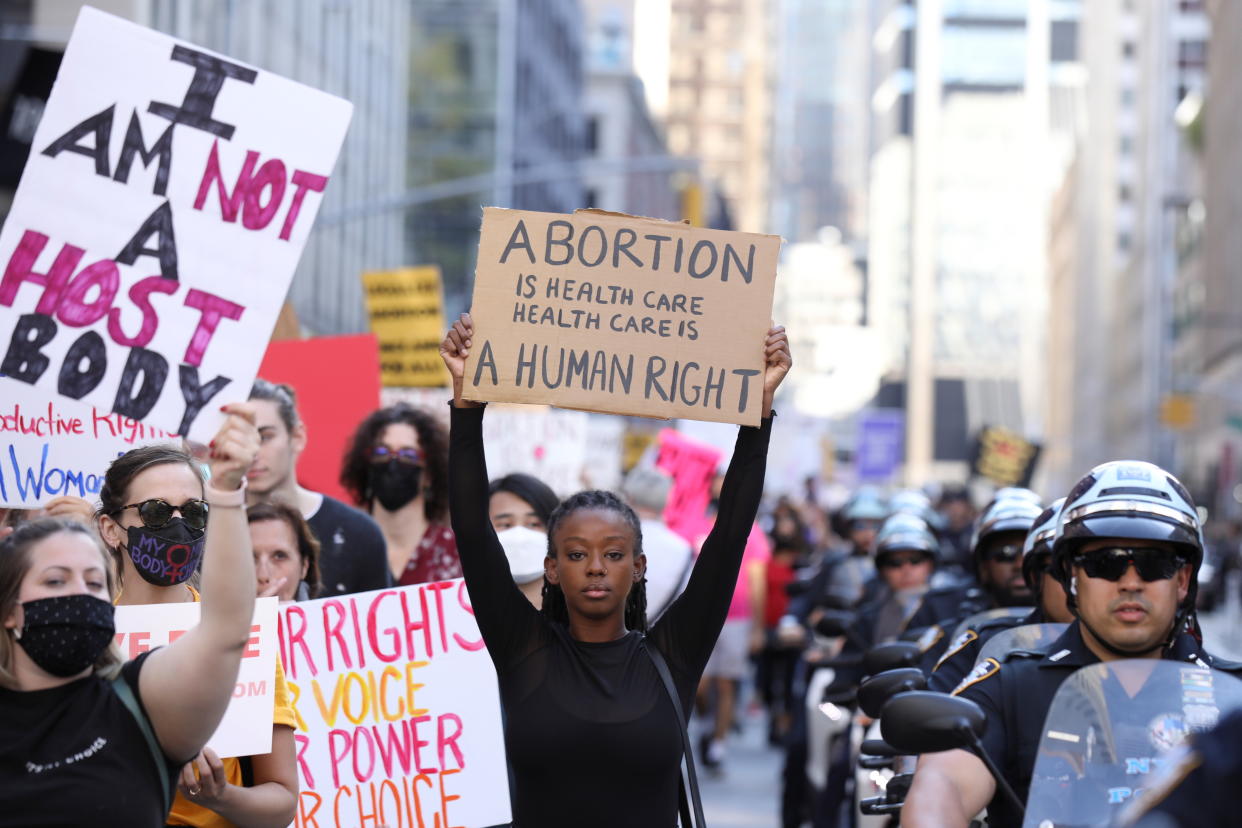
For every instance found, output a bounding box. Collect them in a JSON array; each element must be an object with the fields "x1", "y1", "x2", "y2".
[{"x1": 258, "y1": 334, "x2": 381, "y2": 503}]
